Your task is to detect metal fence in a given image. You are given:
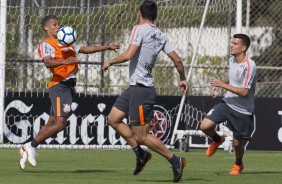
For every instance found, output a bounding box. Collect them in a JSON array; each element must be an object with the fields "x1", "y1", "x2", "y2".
[{"x1": 1, "y1": 0, "x2": 281, "y2": 97}]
